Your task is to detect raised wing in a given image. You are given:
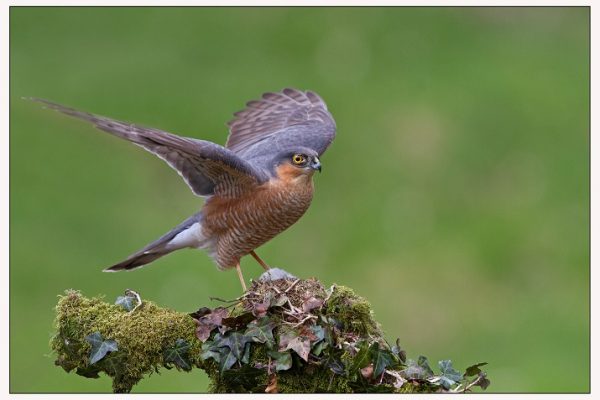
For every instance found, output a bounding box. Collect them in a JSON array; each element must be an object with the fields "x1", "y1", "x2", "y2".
[
  {"x1": 31, "y1": 98, "x2": 269, "y2": 198},
  {"x1": 226, "y1": 88, "x2": 336, "y2": 158}
]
